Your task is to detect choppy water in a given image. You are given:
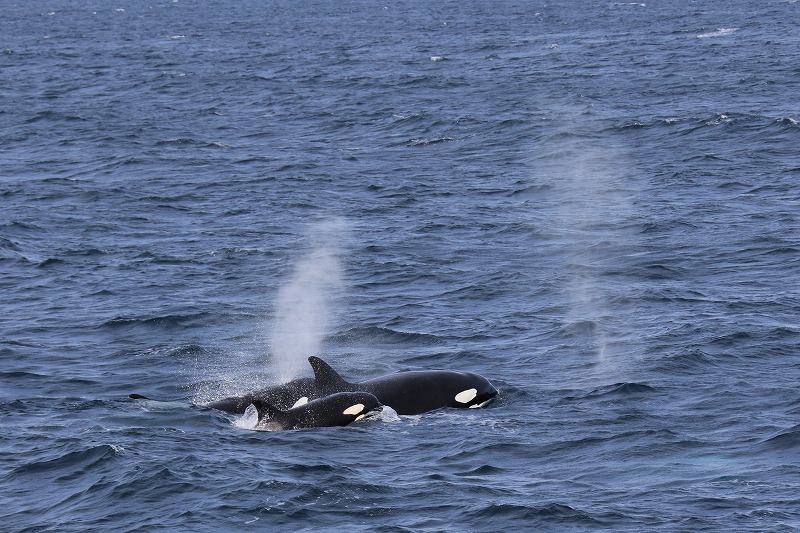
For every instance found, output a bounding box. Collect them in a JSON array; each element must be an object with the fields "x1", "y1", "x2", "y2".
[{"x1": 2, "y1": 0, "x2": 800, "y2": 531}]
